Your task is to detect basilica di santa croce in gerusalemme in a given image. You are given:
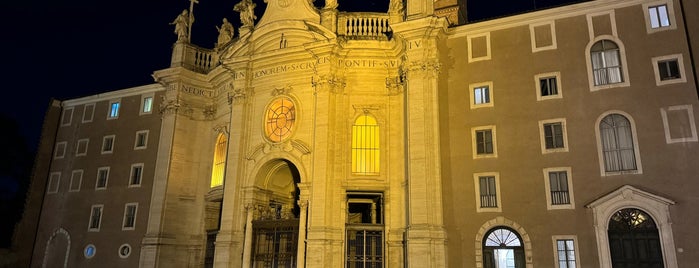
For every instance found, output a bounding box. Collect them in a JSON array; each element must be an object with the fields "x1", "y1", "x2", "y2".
[{"x1": 12, "y1": 0, "x2": 699, "y2": 267}]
